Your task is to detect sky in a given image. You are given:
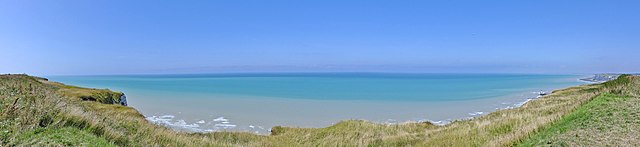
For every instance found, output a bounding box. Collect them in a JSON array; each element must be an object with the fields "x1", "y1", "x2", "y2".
[{"x1": 1, "y1": 0, "x2": 639, "y2": 75}]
